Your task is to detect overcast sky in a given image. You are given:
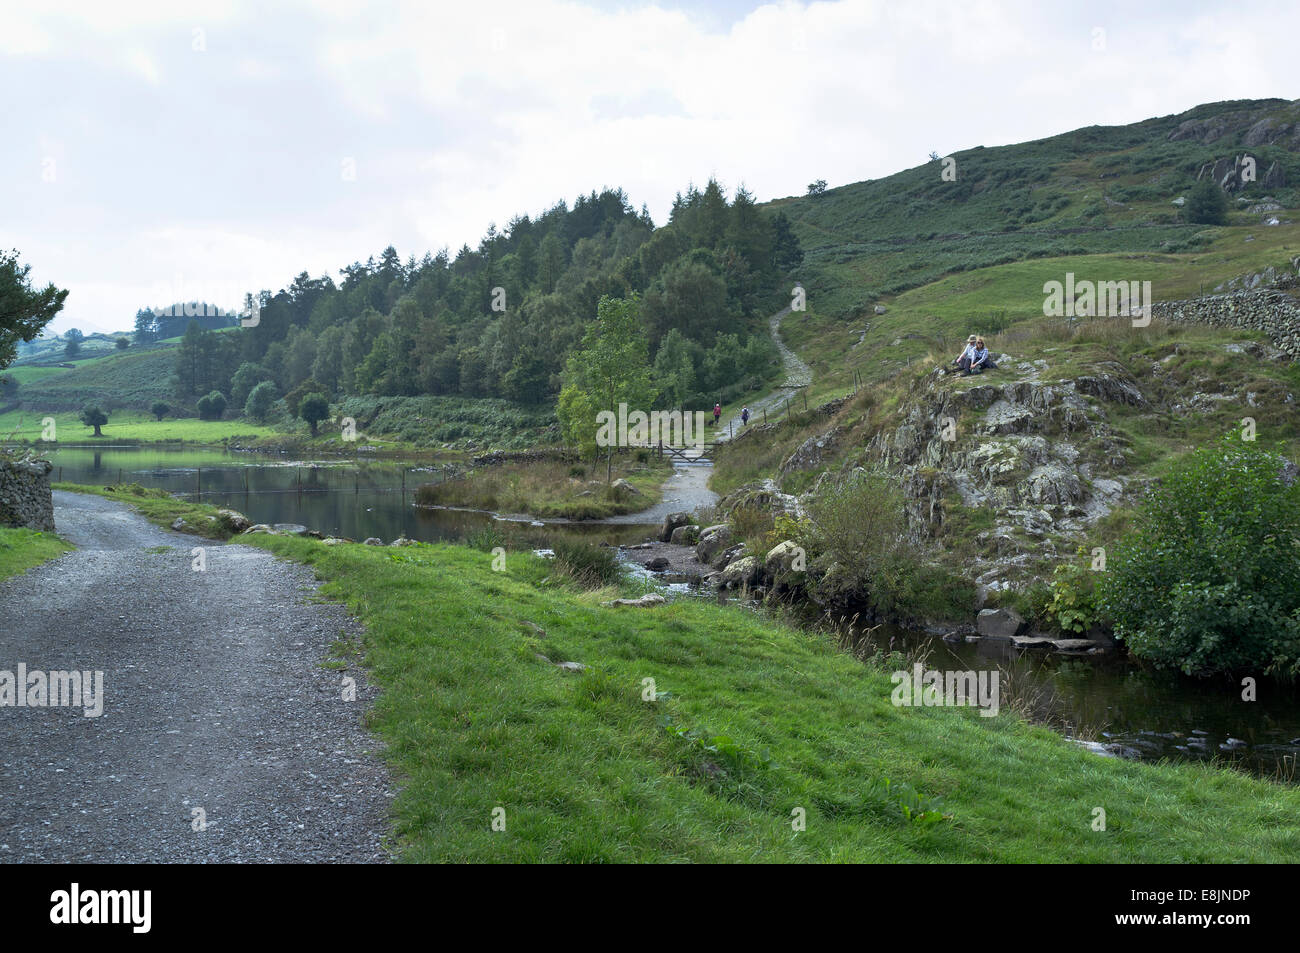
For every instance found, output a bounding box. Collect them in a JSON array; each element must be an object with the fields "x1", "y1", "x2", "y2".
[{"x1": 3, "y1": 0, "x2": 1298, "y2": 334}]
